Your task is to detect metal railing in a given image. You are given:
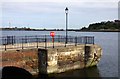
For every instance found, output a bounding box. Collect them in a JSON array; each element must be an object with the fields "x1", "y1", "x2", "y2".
[{"x1": 0, "y1": 35, "x2": 94, "y2": 51}]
